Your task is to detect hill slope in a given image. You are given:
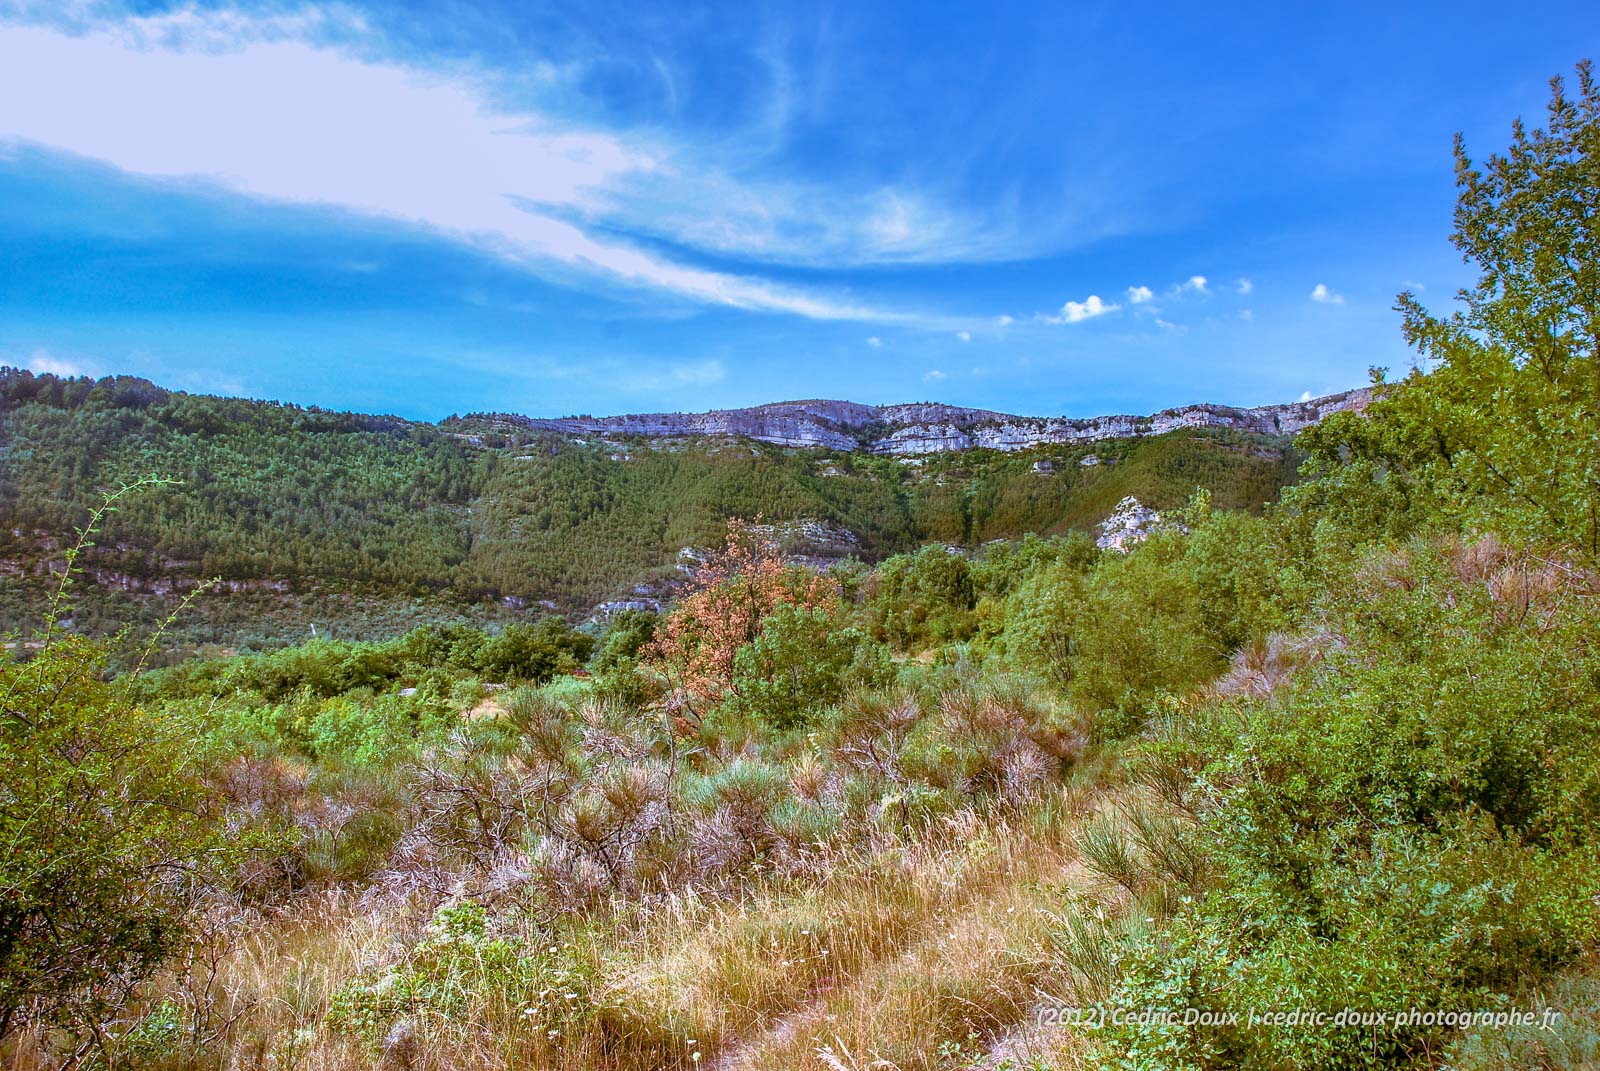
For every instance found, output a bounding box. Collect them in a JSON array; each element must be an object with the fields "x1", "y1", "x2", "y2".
[{"x1": 0, "y1": 368, "x2": 1322, "y2": 651}]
